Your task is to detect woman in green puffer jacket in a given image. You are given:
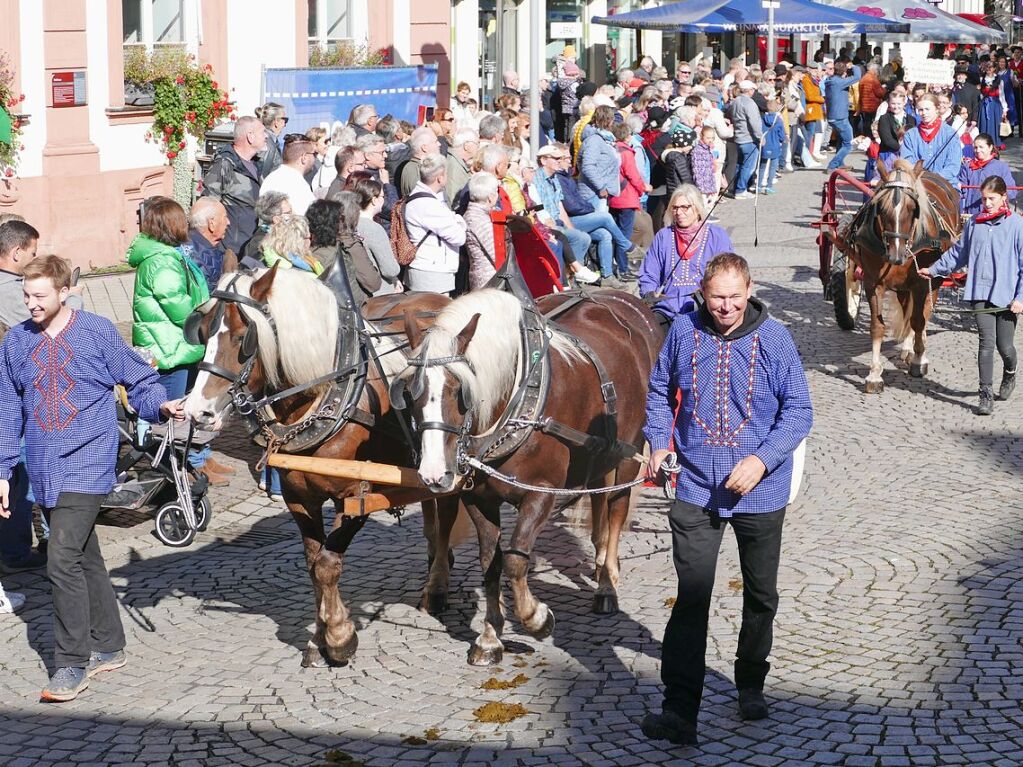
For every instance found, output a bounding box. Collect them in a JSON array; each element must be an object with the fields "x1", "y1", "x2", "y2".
[{"x1": 128, "y1": 197, "x2": 209, "y2": 377}]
